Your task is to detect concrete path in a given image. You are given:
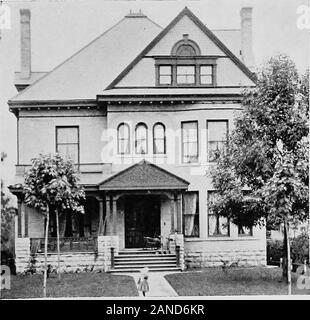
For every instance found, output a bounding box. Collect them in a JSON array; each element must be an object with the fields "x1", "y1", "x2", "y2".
[{"x1": 128, "y1": 272, "x2": 179, "y2": 297}]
